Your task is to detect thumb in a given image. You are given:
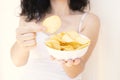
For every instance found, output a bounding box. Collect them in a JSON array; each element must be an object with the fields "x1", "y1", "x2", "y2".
[{"x1": 30, "y1": 25, "x2": 46, "y2": 32}]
